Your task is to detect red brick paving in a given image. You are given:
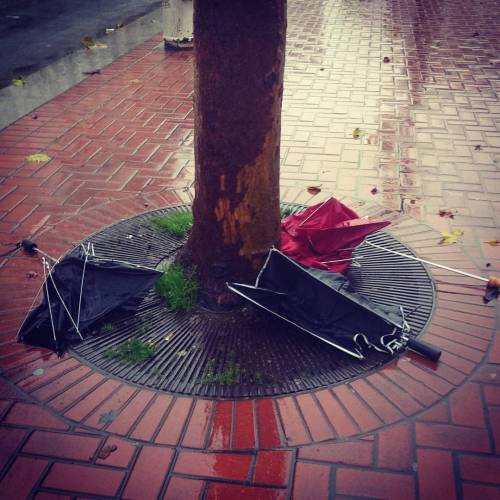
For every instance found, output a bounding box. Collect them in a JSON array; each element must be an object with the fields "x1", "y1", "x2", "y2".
[{"x1": 1, "y1": 0, "x2": 500, "y2": 497}]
